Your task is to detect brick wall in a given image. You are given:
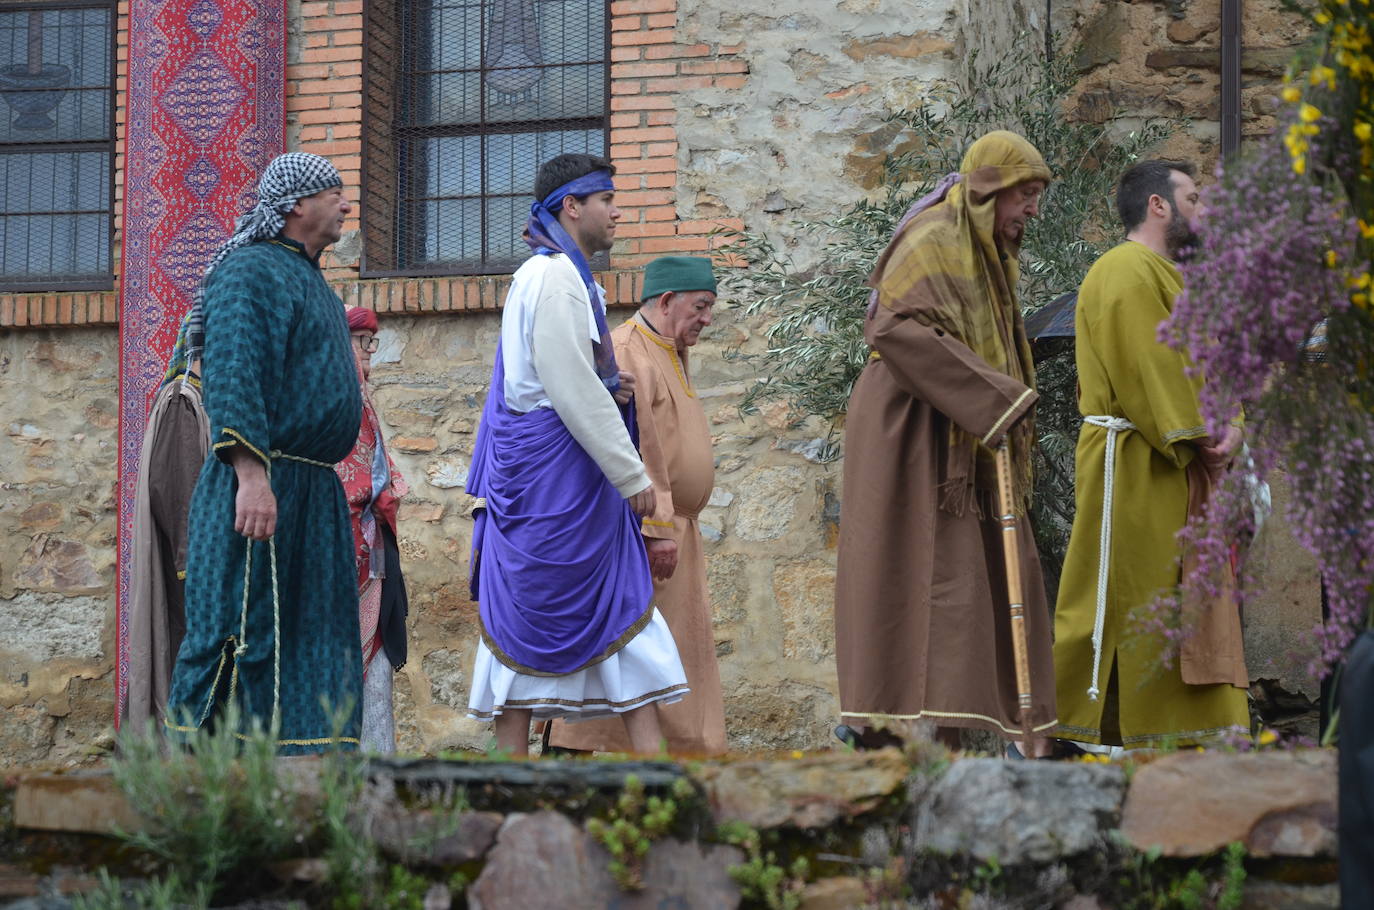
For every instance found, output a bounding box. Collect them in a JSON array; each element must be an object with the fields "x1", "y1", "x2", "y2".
[
  {"x1": 606, "y1": 0, "x2": 747, "y2": 267},
  {"x1": 0, "y1": 0, "x2": 748, "y2": 330}
]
